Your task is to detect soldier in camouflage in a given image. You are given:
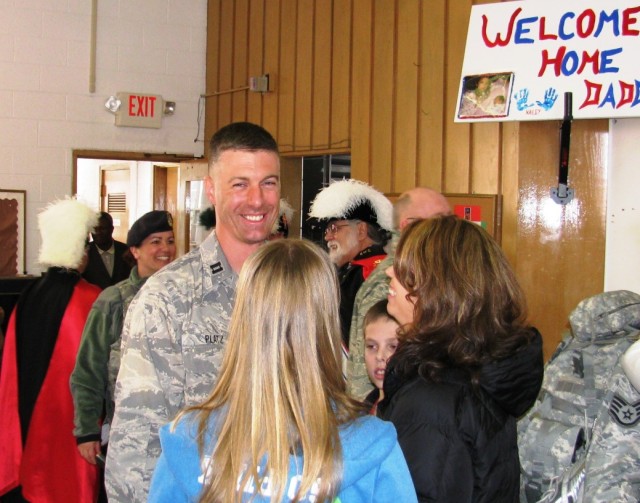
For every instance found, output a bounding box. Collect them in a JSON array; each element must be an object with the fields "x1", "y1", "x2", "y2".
[
  {"x1": 347, "y1": 187, "x2": 451, "y2": 400},
  {"x1": 105, "y1": 122, "x2": 281, "y2": 502},
  {"x1": 70, "y1": 210, "x2": 176, "y2": 467}
]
